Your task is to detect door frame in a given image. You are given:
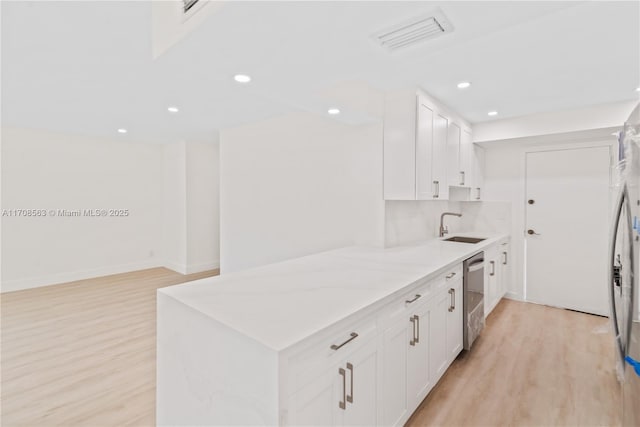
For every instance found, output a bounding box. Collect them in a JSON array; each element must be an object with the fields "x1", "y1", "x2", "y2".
[{"x1": 520, "y1": 140, "x2": 616, "y2": 304}]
